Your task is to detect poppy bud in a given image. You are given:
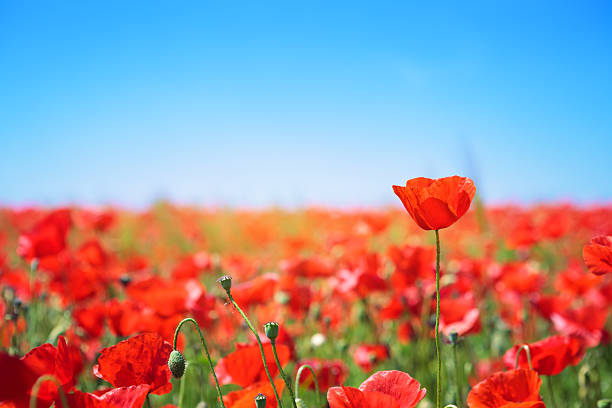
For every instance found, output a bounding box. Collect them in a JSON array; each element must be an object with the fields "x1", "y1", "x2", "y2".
[
  {"x1": 168, "y1": 350, "x2": 186, "y2": 378},
  {"x1": 295, "y1": 398, "x2": 307, "y2": 408},
  {"x1": 217, "y1": 275, "x2": 232, "y2": 293},
  {"x1": 254, "y1": 393, "x2": 267, "y2": 408},
  {"x1": 598, "y1": 400, "x2": 612, "y2": 408},
  {"x1": 449, "y1": 331, "x2": 459, "y2": 346},
  {"x1": 264, "y1": 322, "x2": 279, "y2": 342},
  {"x1": 119, "y1": 274, "x2": 131, "y2": 287},
  {"x1": 31, "y1": 259, "x2": 39, "y2": 272}
]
